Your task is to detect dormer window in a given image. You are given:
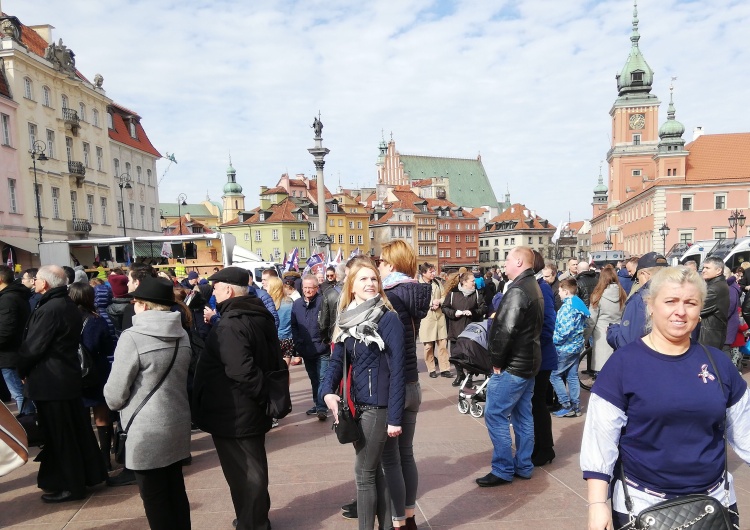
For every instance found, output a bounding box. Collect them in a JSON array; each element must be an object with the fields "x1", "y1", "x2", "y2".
[
  {"x1": 259, "y1": 212, "x2": 265, "y2": 221},
  {"x1": 297, "y1": 213, "x2": 303, "y2": 221},
  {"x1": 107, "y1": 112, "x2": 114, "y2": 129},
  {"x1": 457, "y1": 210, "x2": 463, "y2": 217},
  {"x1": 631, "y1": 71, "x2": 644, "y2": 83},
  {"x1": 129, "y1": 120, "x2": 137, "y2": 138}
]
